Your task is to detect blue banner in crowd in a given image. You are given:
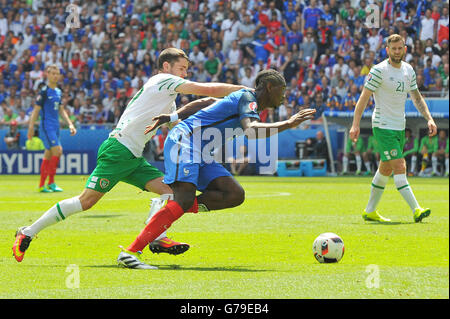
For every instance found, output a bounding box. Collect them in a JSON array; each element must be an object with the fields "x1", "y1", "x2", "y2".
[
  {"x1": 0, "y1": 150, "x2": 96, "y2": 175},
  {"x1": 323, "y1": 99, "x2": 449, "y2": 118}
]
